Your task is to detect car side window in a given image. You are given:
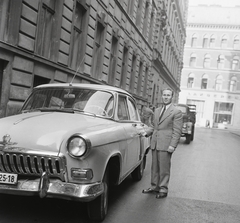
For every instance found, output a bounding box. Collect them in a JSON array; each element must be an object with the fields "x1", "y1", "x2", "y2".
[
  {"x1": 127, "y1": 98, "x2": 139, "y2": 121},
  {"x1": 117, "y1": 95, "x2": 129, "y2": 120}
]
